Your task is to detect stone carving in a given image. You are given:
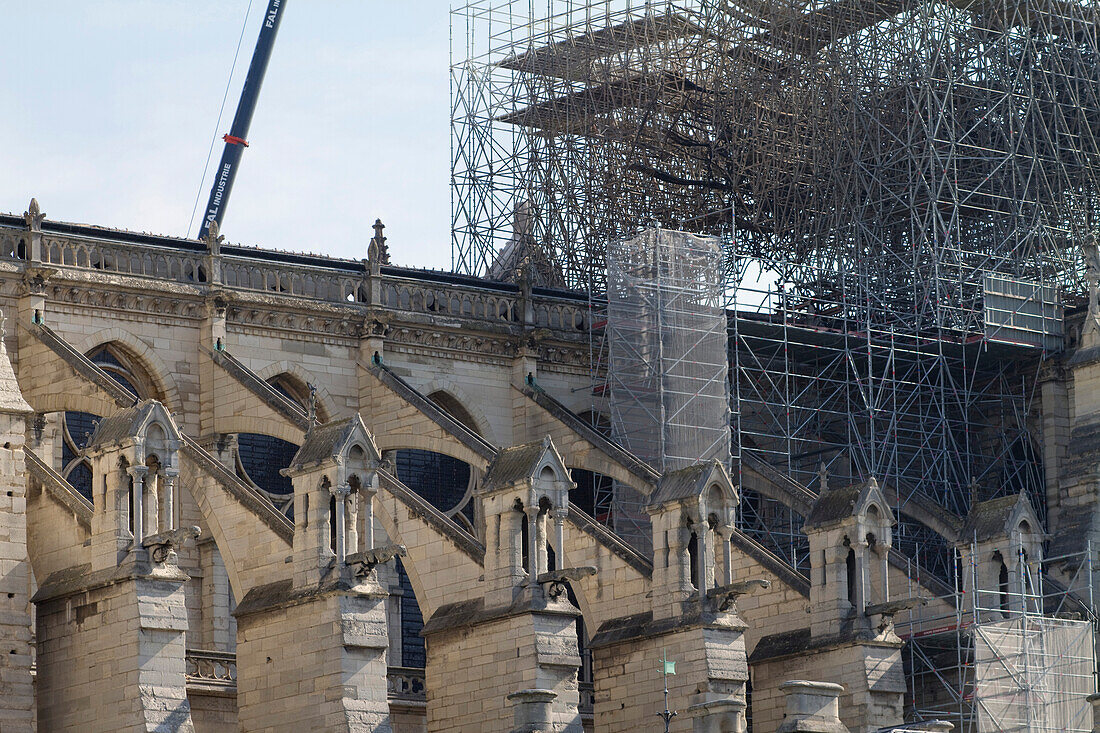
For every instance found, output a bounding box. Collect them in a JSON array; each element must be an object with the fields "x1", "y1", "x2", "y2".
[
  {"x1": 24, "y1": 198, "x2": 45, "y2": 231},
  {"x1": 536, "y1": 566, "x2": 597, "y2": 600},
  {"x1": 1086, "y1": 232, "x2": 1100, "y2": 340},
  {"x1": 709, "y1": 578, "x2": 772, "y2": 612},
  {"x1": 368, "y1": 219, "x2": 390, "y2": 266},
  {"x1": 345, "y1": 544, "x2": 407, "y2": 578},
  {"x1": 142, "y1": 525, "x2": 202, "y2": 564},
  {"x1": 203, "y1": 219, "x2": 225, "y2": 256}
]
